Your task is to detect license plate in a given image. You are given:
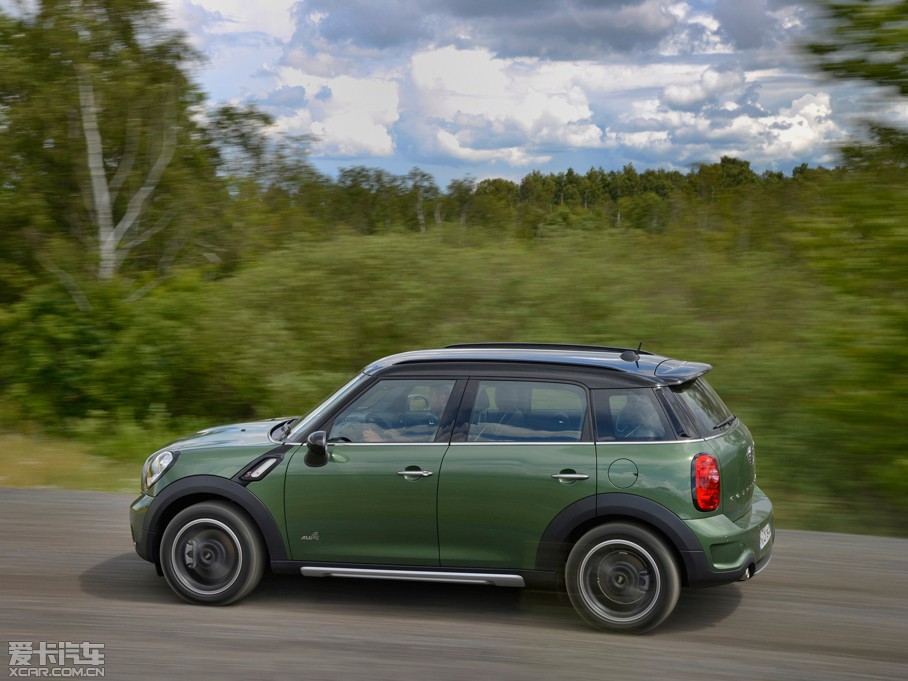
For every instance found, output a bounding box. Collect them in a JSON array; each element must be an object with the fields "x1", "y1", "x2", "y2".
[{"x1": 759, "y1": 523, "x2": 772, "y2": 550}]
